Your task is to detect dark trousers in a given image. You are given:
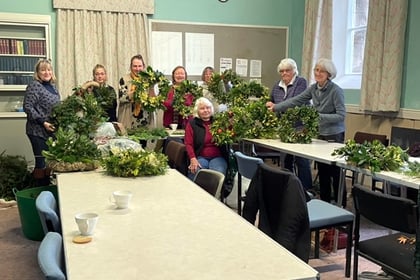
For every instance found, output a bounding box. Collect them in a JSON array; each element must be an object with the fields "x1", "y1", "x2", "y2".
[
  {"x1": 27, "y1": 134, "x2": 48, "y2": 169},
  {"x1": 318, "y1": 132, "x2": 346, "y2": 207}
]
